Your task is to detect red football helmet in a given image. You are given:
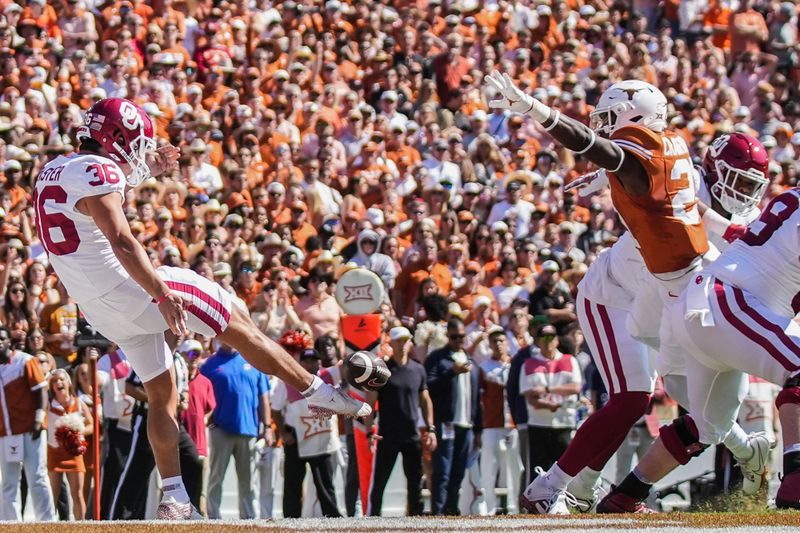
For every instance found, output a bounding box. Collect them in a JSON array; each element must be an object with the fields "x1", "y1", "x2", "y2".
[
  {"x1": 76, "y1": 97, "x2": 156, "y2": 186},
  {"x1": 703, "y1": 132, "x2": 769, "y2": 216}
]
